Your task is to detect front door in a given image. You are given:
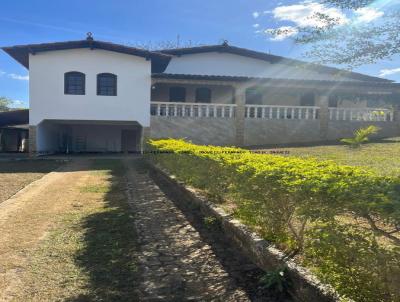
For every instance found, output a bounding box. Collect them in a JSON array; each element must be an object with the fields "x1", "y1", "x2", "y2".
[{"x1": 121, "y1": 130, "x2": 137, "y2": 153}]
